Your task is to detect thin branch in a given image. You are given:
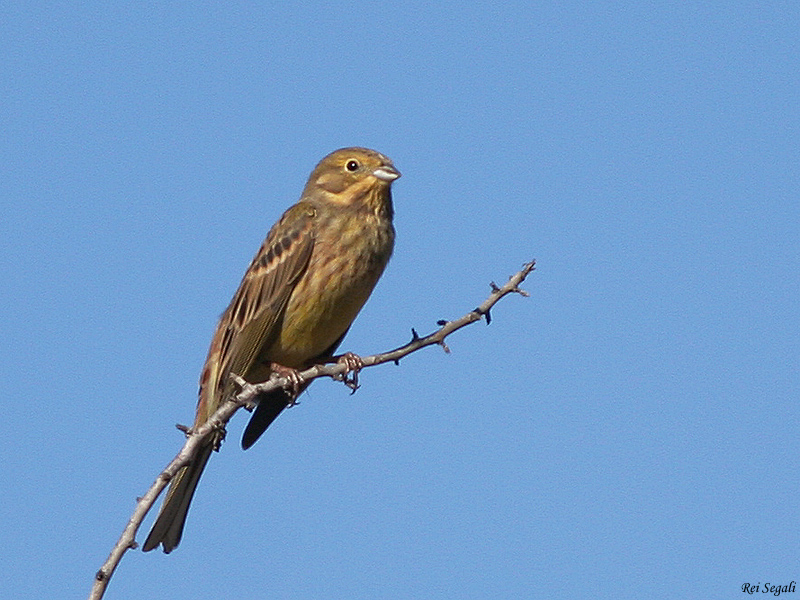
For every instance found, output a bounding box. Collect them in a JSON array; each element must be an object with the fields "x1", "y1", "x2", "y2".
[{"x1": 89, "y1": 260, "x2": 535, "y2": 600}]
